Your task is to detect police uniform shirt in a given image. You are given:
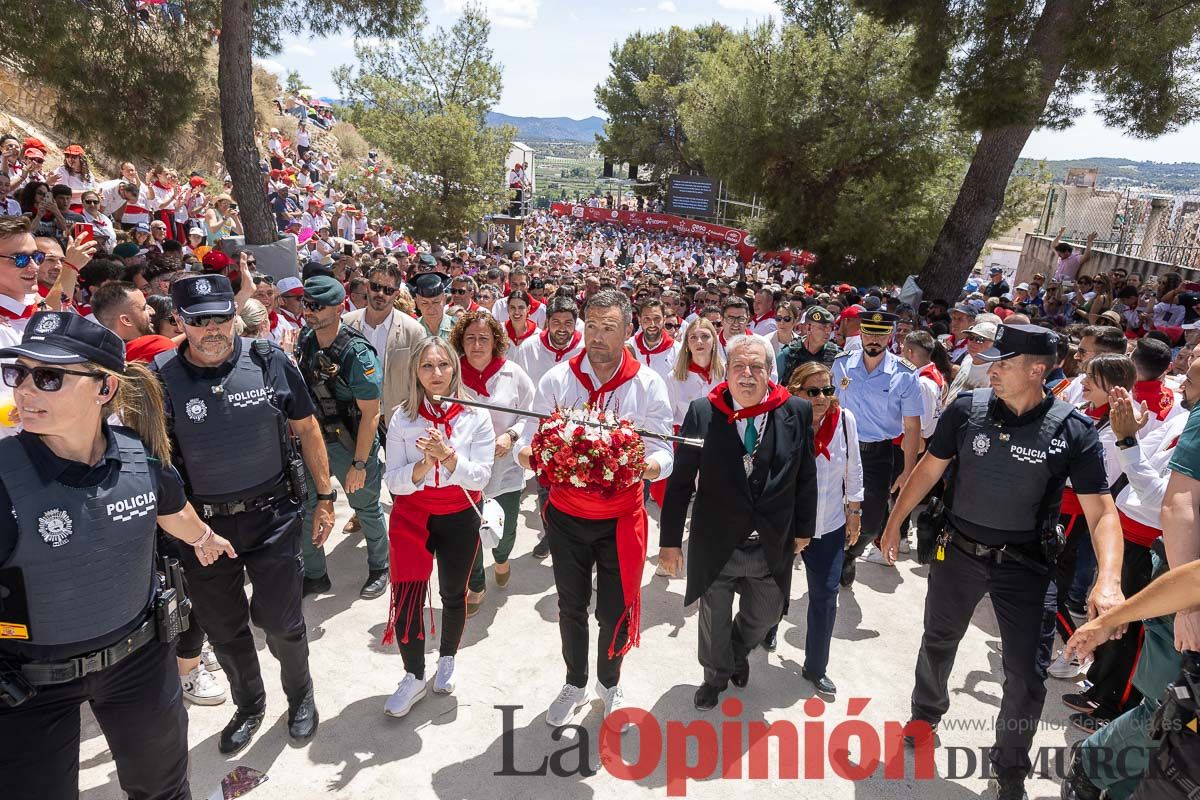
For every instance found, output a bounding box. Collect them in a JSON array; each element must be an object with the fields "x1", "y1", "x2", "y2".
[
  {"x1": 298, "y1": 327, "x2": 383, "y2": 408},
  {"x1": 0, "y1": 424, "x2": 187, "y2": 660},
  {"x1": 929, "y1": 392, "x2": 1108, "y2": 547},
  {"x1": 831, "y1": 349, "x2": 923, "y2": 443},
  {"x1": 419, "y1": 314, "x2": 454, "y2": 340}
]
